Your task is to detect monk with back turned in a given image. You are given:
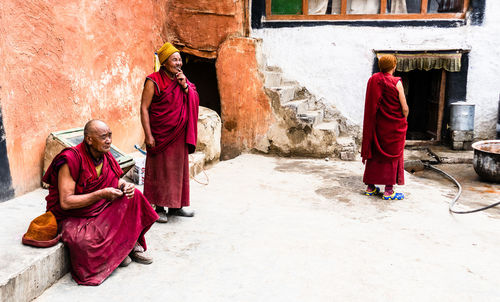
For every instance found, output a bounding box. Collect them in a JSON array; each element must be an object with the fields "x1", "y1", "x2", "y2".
[{"x1": 361, "y1": 54, "x2": 409, "y2": 200}]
